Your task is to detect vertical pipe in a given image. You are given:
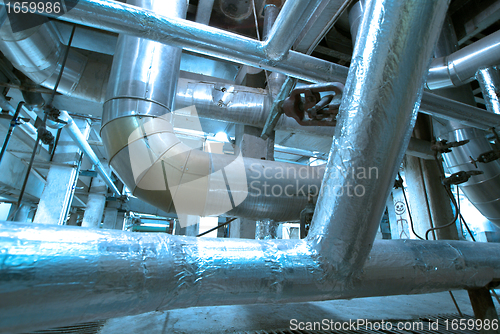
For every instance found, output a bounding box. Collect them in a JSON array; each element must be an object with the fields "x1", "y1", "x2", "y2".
[
  {"x1": 477, "y1": 66, "x2": 500, "y2": 115},
  {"x1": 195, "y1": 0, "x2": 215, "y2": 25},
  {"x1": 308, "y1": 0, "x2": 450, "y2": 278},
  {"x1": 263, "y1": 4, "x2": 287, "y2": 97}
]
